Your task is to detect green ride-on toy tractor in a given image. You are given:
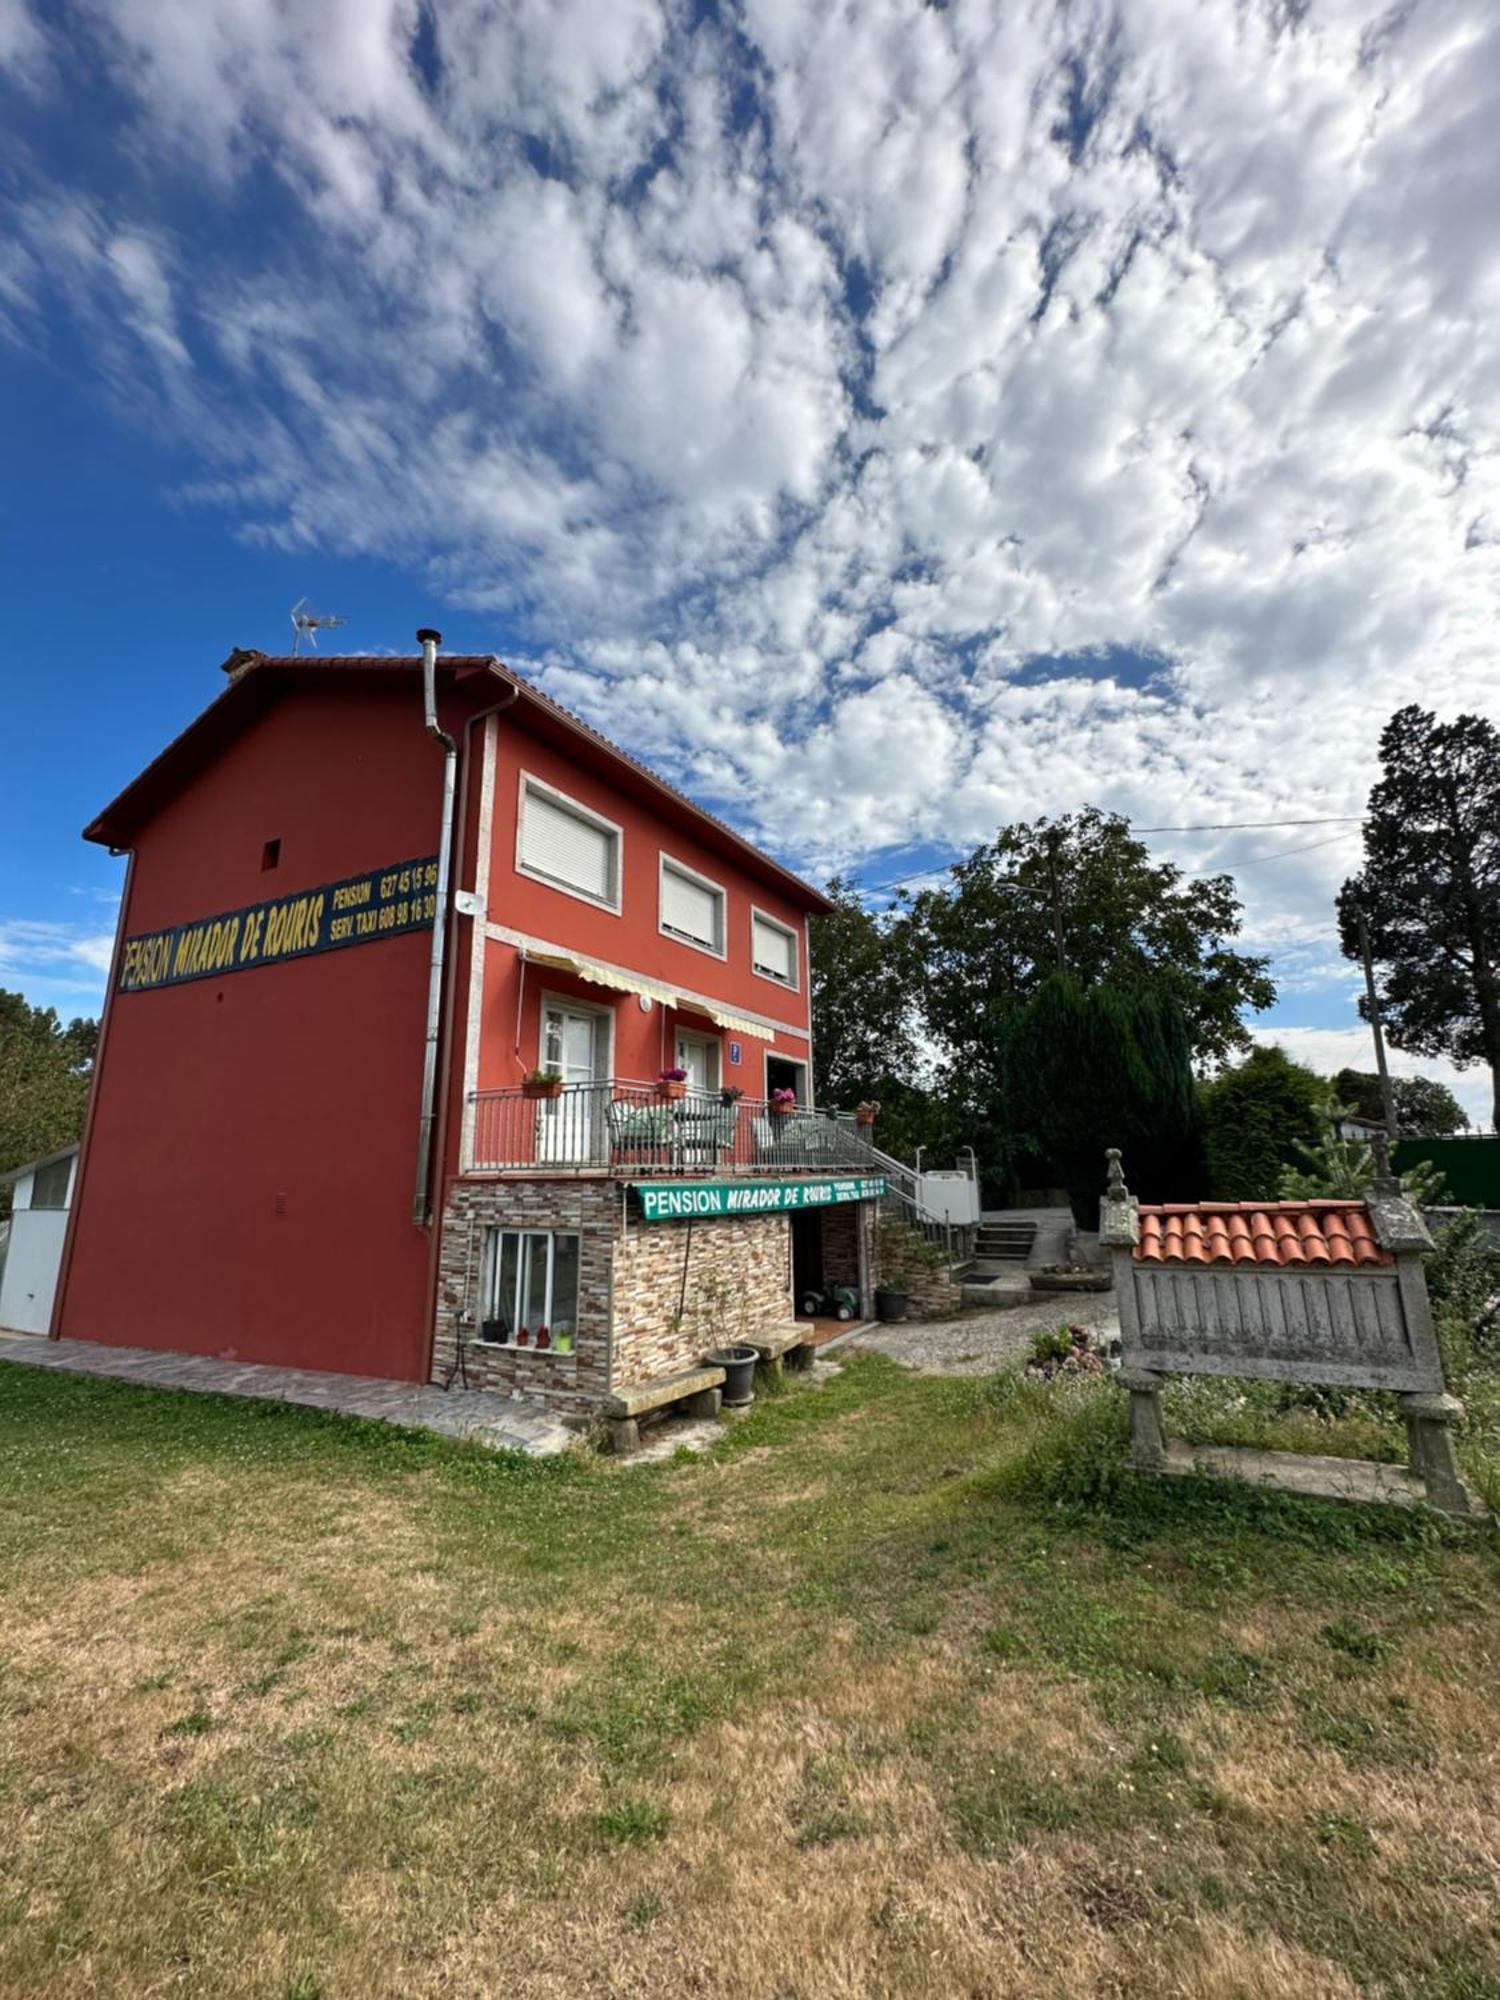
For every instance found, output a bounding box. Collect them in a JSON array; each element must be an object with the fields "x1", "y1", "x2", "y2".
[{"x1": 799, "y1": 1282, "x2": 858, "y2": 1321}]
